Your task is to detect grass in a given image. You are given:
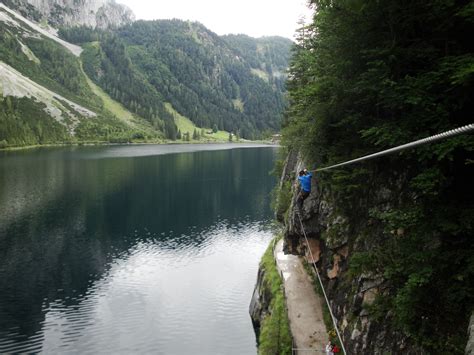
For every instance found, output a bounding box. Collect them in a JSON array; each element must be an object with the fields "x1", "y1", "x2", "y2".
[
  {"x1": 81, "y1": 62, "x2": 152, "y2": 130},
  {"x1": 84, "y1": 72, "x2": 135, "y2": 124},
  {"x1": 258, "y1": 238, "x2": 292, "y2": 355},
  {"x1": 251, "y1": 68, "x2": 269, "y2": 82},
  {"x1": 232, "y1": 98, "x2": 244, "y2": 112},
  {"x1": 165, "y1": 103, "x2": 232, "y2": 142},
  {"x1": 80, "y1": 62, "x2": 164, "y2": 141}
]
